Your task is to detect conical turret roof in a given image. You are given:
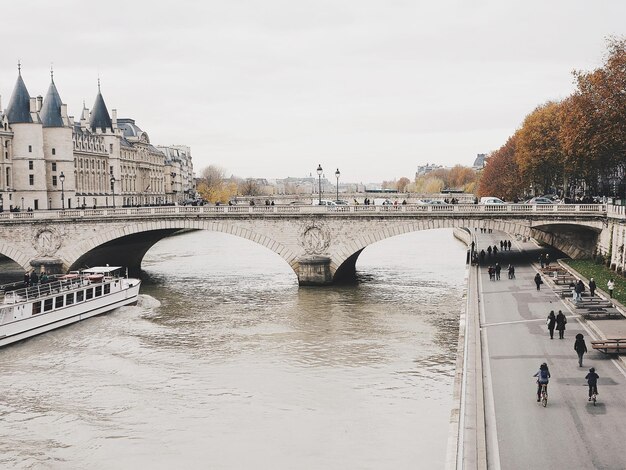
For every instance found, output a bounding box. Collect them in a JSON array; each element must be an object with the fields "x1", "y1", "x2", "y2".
[
  {"x1": 40, "y1": 76, "x2": 64, "y2": 127},
  {"x1": 89, "y1": 82, "x2": 112, "y2": 132},
  {"x1": 6, "y1": 70, "x2": 33, "y2": 124}
]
